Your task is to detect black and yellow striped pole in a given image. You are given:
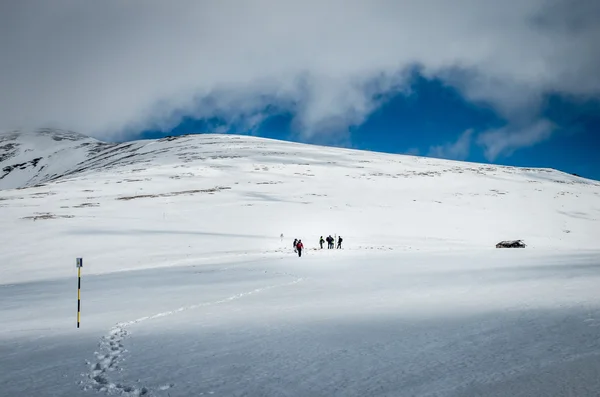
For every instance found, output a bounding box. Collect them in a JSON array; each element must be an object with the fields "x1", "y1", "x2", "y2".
[{"x1": 76, "y1": 258, "x2": 83, "y2": 328}]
